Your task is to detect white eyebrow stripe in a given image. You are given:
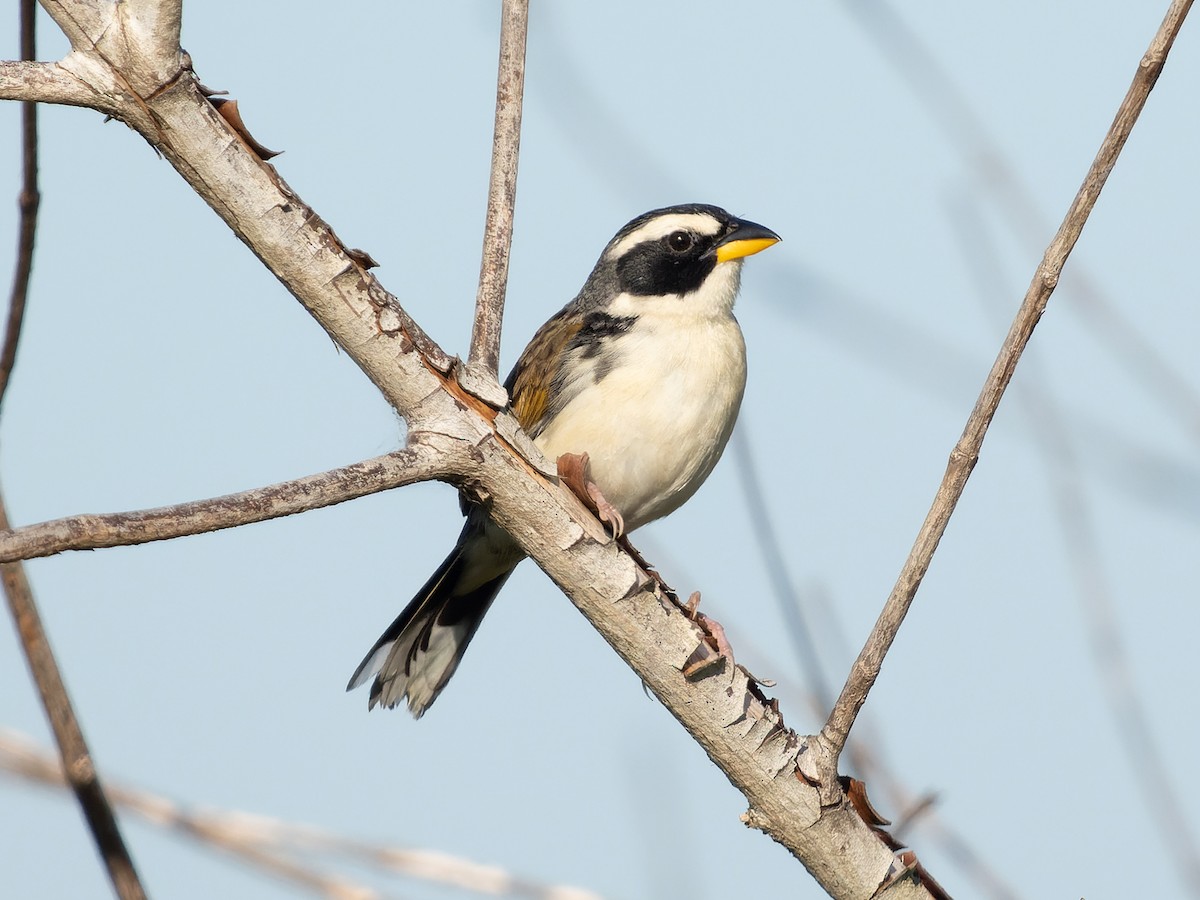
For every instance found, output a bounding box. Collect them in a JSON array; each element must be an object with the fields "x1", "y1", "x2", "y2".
[{"x1": 605, "y1": 212, "x2": 723, "y2": 260}]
